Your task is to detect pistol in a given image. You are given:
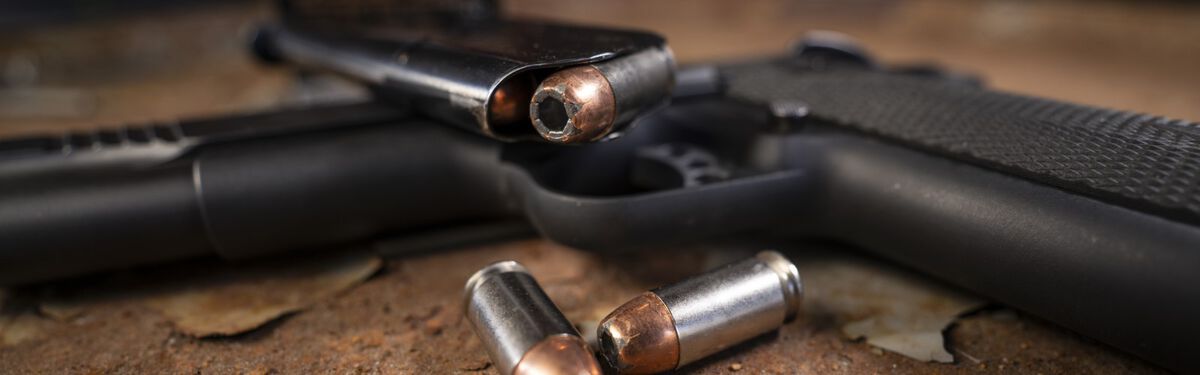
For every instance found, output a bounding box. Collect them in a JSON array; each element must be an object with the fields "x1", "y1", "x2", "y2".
[{"x1": 1, "y1": 9, "x2": 1197, "y2": 374}]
